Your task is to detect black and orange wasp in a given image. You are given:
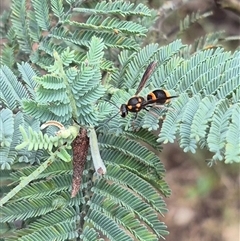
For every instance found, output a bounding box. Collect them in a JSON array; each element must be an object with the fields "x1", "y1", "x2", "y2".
[{"x1": 119, "y1": 61, "x2": 178, "y2": 118}]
